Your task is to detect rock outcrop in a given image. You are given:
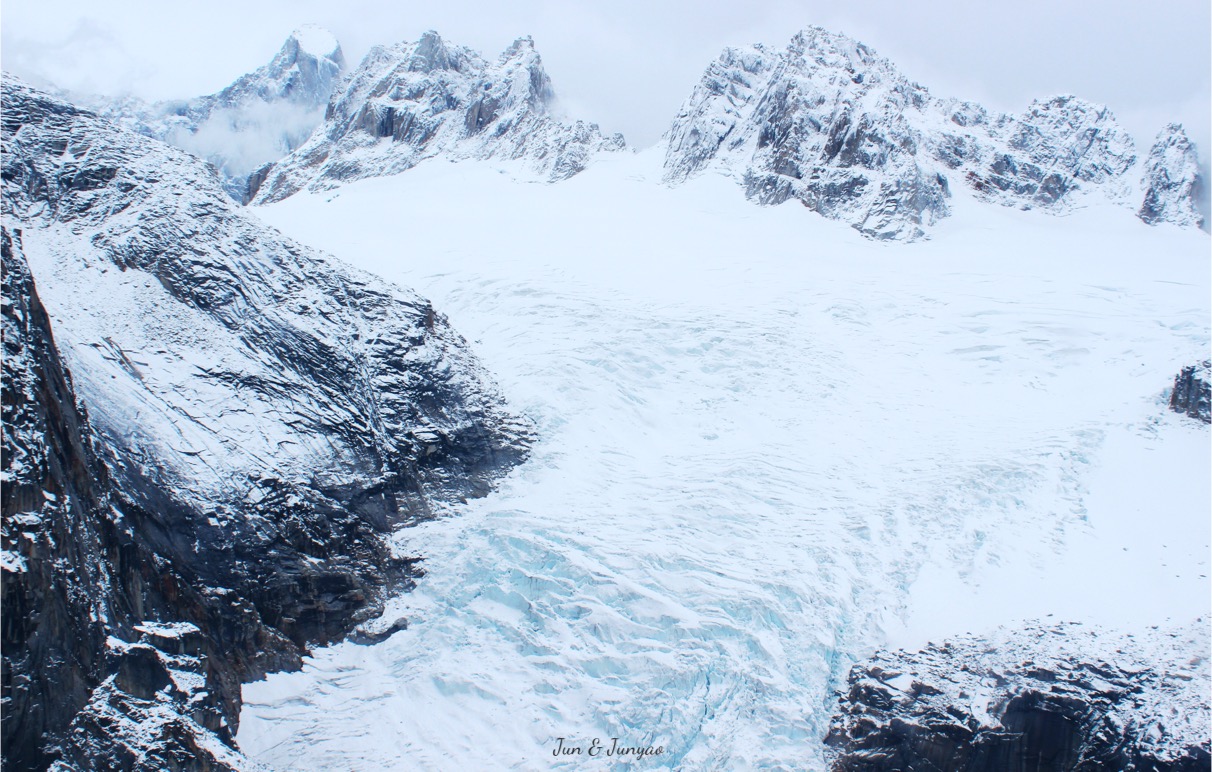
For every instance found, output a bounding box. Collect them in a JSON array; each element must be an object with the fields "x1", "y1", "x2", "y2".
[
  {"x1": 665, "y1": 26, "x2": 1201, "y2": 240},
  {"x1": 1170, "y1": 361, "x2": 1211, "y2": 424},
  {"x1": 825, "y1": 620, "x2": 1211, "y2": 771},
  {"x1": 96, "y1": 26, "x2": 346, "y2": 202},
  {"x1": 251, "y1": 31, "x2": 625, "y2": 204},
  {"x1": 2, "y1": 77, "x2": 529, "y2": 769}
]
